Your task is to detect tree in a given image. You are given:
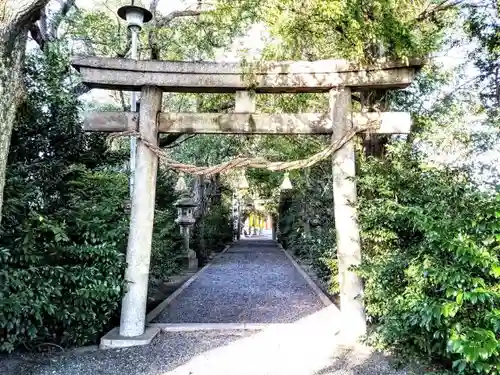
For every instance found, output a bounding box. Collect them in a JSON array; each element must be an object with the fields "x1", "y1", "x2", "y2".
[
  {"x1": 0, "y1": 0, "x2": 259, "y2": 224},
  {"x1": 0, "y1": 0, "x2": 52, "y2": 225},
  {"x1": 464, "y1": 0, "x2": 499, "y2": 124},
  {"x1": 256, "y1": 0, "x2": 460, "y2": 157},
  {"x1": 0, "y1": 42, "x2": 130, "y2": 352}
]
